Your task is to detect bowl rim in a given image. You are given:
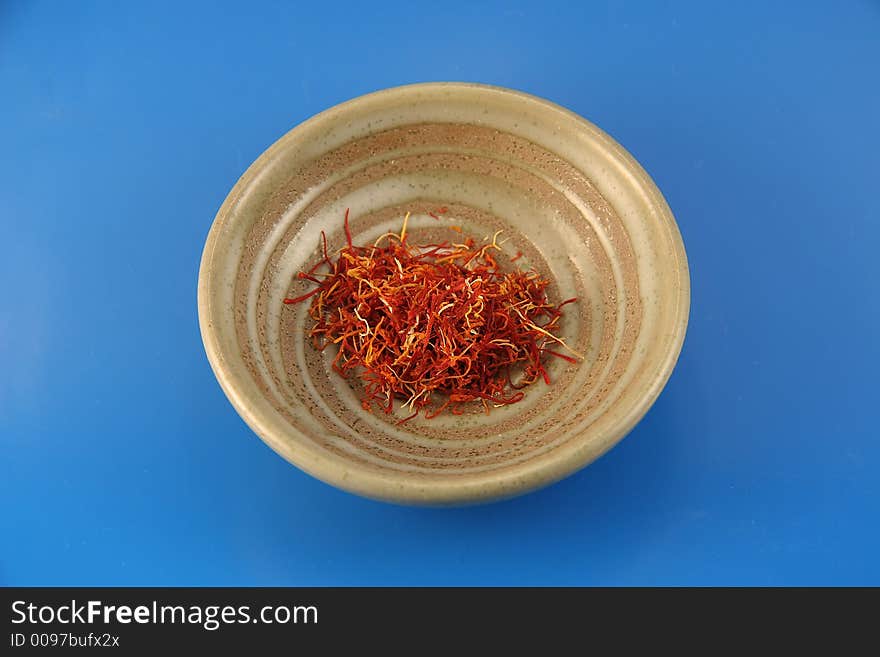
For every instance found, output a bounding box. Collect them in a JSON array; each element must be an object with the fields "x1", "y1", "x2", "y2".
[{"x1": 197, "y1": 81, "x2": 691, "y2": 505}]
